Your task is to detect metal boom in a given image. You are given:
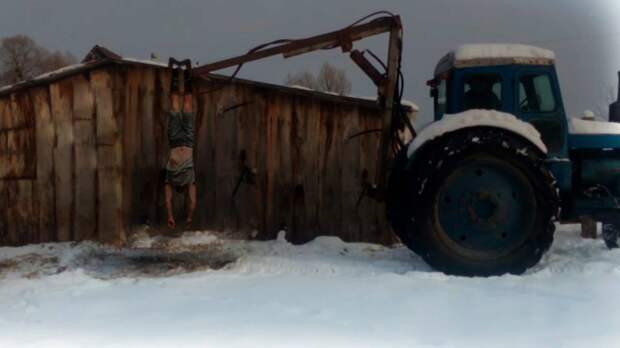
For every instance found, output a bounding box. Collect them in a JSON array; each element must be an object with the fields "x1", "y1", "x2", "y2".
[{"x1": 191, "y1": 14, "x2": 404, "y2": 198}]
